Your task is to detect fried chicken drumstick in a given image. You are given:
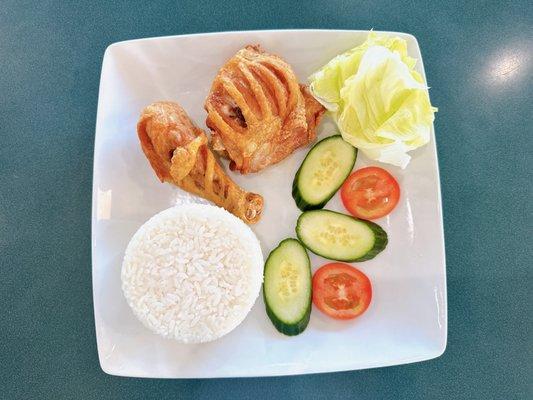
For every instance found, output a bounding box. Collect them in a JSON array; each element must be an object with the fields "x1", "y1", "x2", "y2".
[
  {"x1": 205, "y1": 45, "x2": 325, "y2": 174},
  {"x1": 137, "y1": 101, "x2": 263, "y2": 224}
]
